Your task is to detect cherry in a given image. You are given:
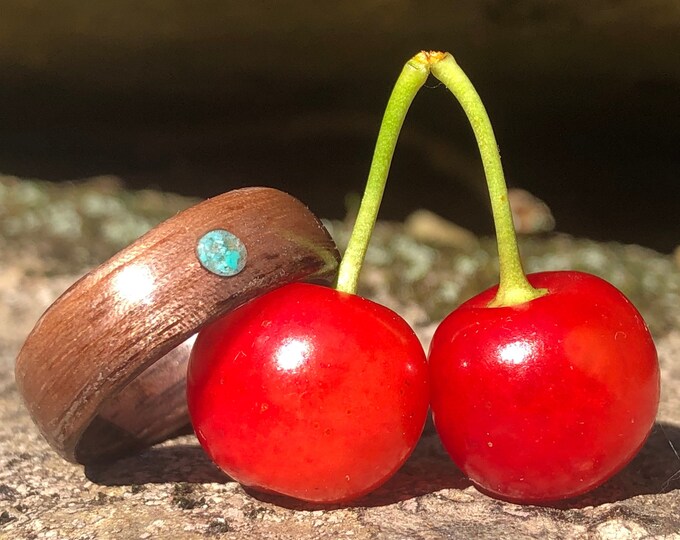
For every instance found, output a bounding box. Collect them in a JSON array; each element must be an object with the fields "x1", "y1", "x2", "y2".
[
  {"x1": 187, "y1": 59, "x2": 432, "y2": 503},
  {"x1": 421, "y1": 52, "x2": 660, "y2": 502},
  {"x1": 187, "y1": 282, "x2": 428, "y2": 503},
  {"x1": 429, "y1": 271, "x2": 659, "y2": 502}
]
